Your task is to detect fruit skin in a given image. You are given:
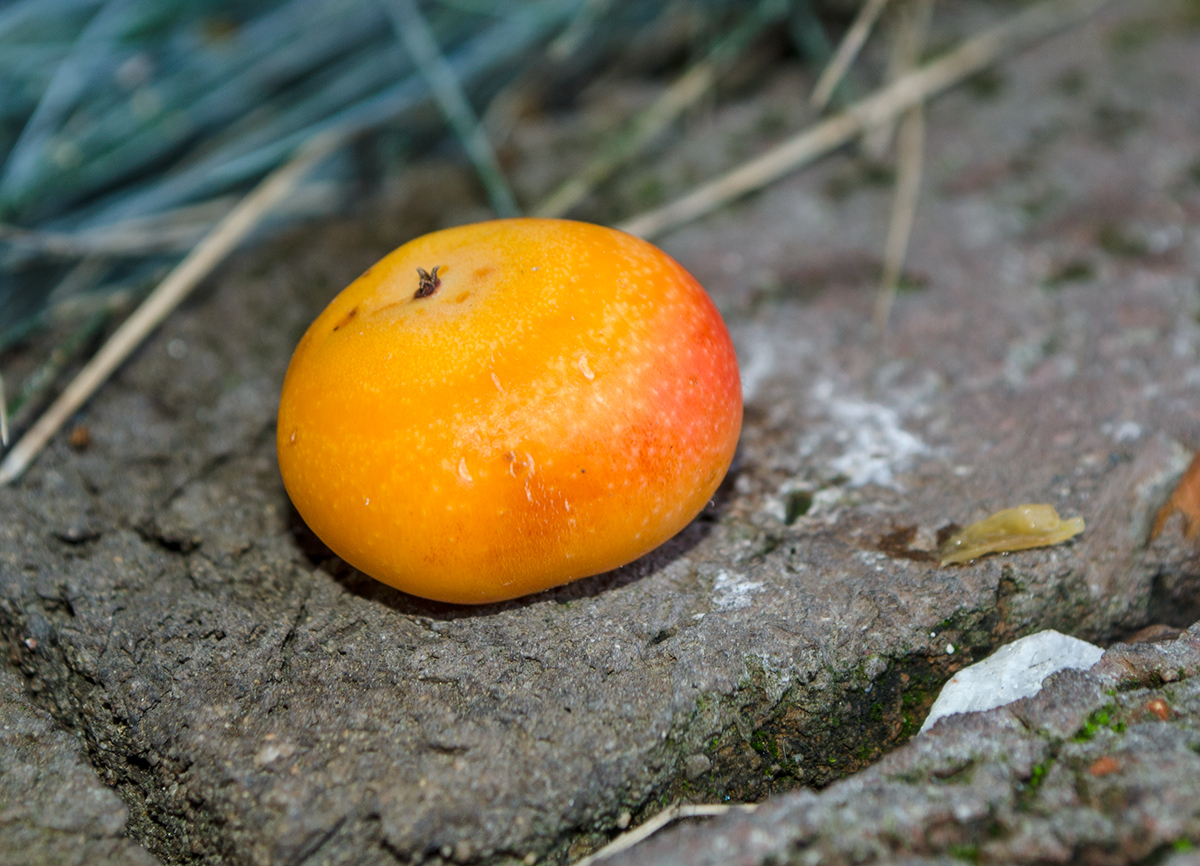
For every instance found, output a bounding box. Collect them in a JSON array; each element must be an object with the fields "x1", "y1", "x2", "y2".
[{"x1": 277, "y1": 218, "x2": 741, "y2": 604}]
